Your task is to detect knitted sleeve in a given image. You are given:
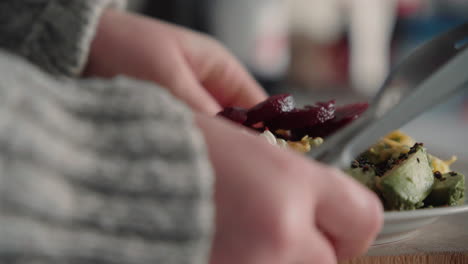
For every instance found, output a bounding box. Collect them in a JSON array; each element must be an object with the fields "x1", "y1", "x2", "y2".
[
  {"x1": 0, "y1": 0, "x2": 126, "y2": 76},
  {"x1": 0, "y1": 50, "x2": 214, "y2": 264}
]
